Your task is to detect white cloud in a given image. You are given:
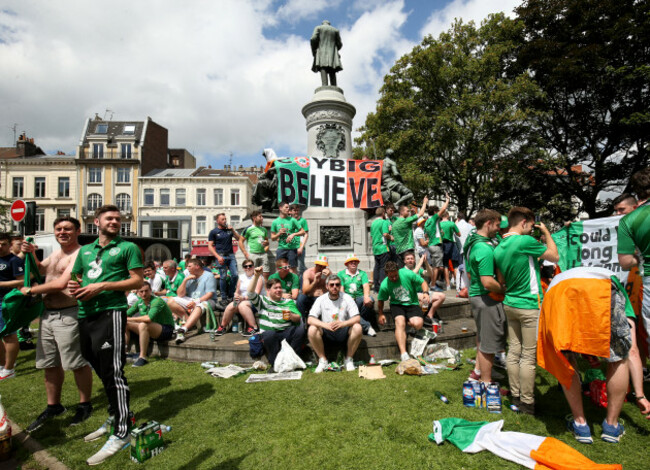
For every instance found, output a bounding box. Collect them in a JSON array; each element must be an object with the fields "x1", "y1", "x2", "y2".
[
  {"x1": 276, "y1": 0, "x2": 340, "y2": 23},
  {"x1": 420, "y1": 0, "x2": 521, "y2": 38},
  {"x1": 0, "y1": 0, "x2": 519, "y2": 168}
]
